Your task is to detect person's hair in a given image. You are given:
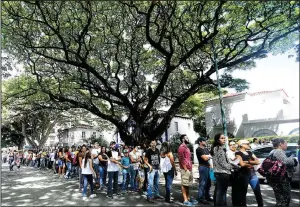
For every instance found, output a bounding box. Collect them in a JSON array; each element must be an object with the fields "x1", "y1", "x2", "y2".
[
  {"x1": 180, "y1": 134, "x2": 187, "y2": 143},
  {"x1": 272, "y1": 138, "x2": 286, "y2": 148},
  {"x1": 210, "y1": 133, "x2": 223, "y2": 156},
  {"x1": 58, "y1": 148, "x2": 63, "y2": 153},
  {"x1": 84, "y1": 150, "x2": 91, "y2": 168},
  {"x1": 298, "y1": 139, "x2": 300, "y2": 146},
  {"x1": 160, "y1": 142, "x2": 170, "y2": 154},
  {"x1": 253, "y1": 138, "x2": 258, "y2": 142}
]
